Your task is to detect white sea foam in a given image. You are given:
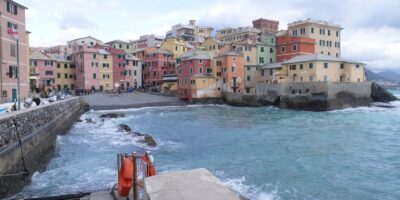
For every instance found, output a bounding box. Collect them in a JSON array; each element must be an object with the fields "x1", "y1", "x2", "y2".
[
  {"x1": 93, "y1": 104, "x2": 228, "y2": 113},
  {"x1": 221, "y1": 176, "x2": 280, "y2": 200}
]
